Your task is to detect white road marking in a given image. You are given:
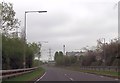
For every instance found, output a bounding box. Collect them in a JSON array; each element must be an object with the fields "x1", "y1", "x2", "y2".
[
  {"x1": 100, "y1": 76, "x2": 104, "y2": 78},
  {"x1": 115, "y1": 79, "x2": 119, "y2": 81},
  {"x1": 34, "y1": 72, "x2": 46, "y2": 83},
  {"x1": 64, "y1": 74, "x2": 74, "y2": 81},
  {"x1": 69, "y1": 78, "x2": 74, "y2": 81}
]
